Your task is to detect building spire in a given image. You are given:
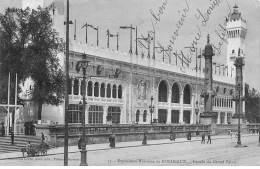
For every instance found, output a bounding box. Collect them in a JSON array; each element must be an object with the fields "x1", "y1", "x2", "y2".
[{"x1": 207, "y1": 34, "x2": 210, "y2": 44}]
